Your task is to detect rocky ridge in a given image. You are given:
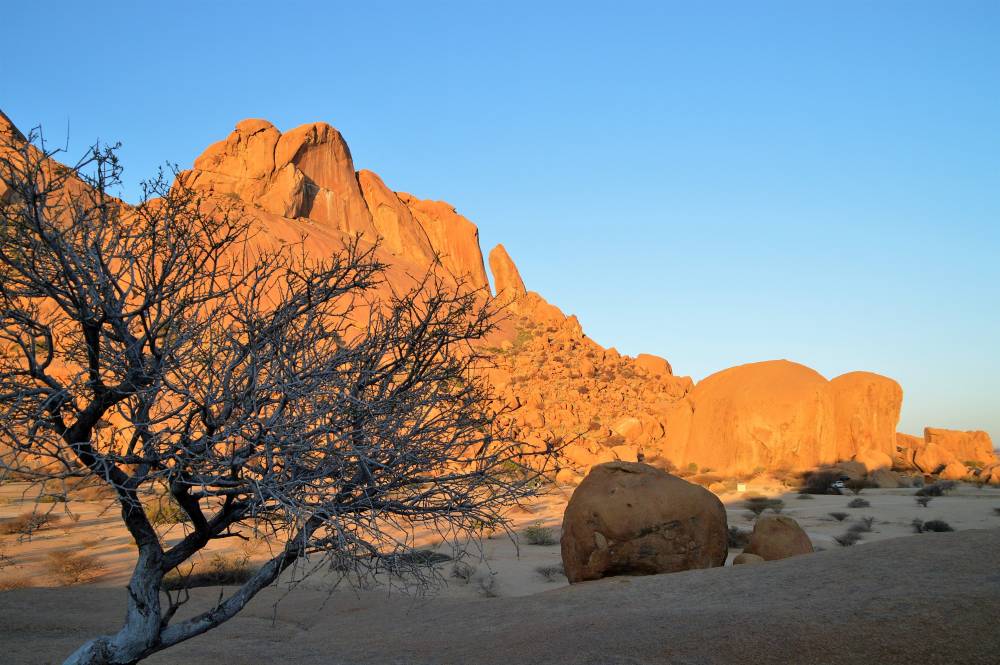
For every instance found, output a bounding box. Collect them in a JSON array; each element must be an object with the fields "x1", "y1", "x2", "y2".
[{"x1": 1, "y1": 111, "x2": 995, "y2": 485}]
